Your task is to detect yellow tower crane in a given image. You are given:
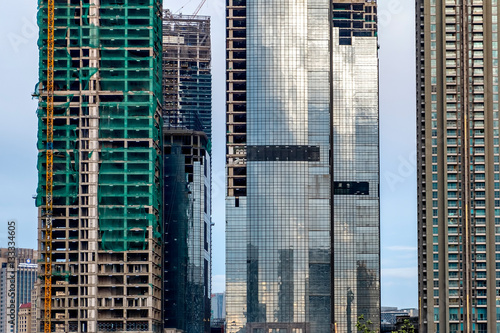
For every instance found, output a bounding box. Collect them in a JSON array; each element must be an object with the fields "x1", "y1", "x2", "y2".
[{"x1": 44, "y1": 0, "x2": 55, "y2": 332}]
